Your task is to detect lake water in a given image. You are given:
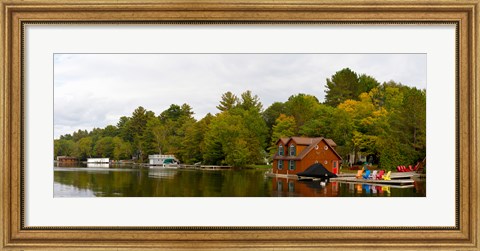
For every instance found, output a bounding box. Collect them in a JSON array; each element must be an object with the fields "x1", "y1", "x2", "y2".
[{"x1": 53, "y1": 165, "x2": 426, "y2": 197}]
